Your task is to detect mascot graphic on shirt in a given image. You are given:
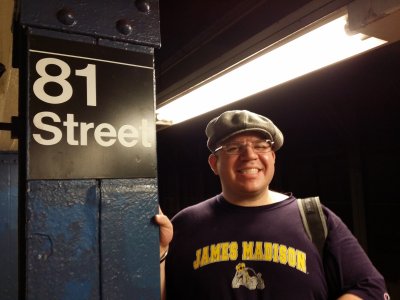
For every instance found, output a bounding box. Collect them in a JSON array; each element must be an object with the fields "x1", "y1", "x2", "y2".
[{"x1": 232, "y1": 262, "x2": 265, "y2": 290}]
